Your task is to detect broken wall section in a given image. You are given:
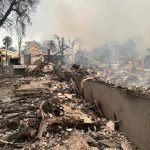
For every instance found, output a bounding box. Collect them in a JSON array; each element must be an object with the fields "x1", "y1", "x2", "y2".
[
  {"x1": 81, "y1": 80, "x2": 150, "y2": 150},
  {"x1": 56, "y1": 68, "x2": 150, "y2": 150}
]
